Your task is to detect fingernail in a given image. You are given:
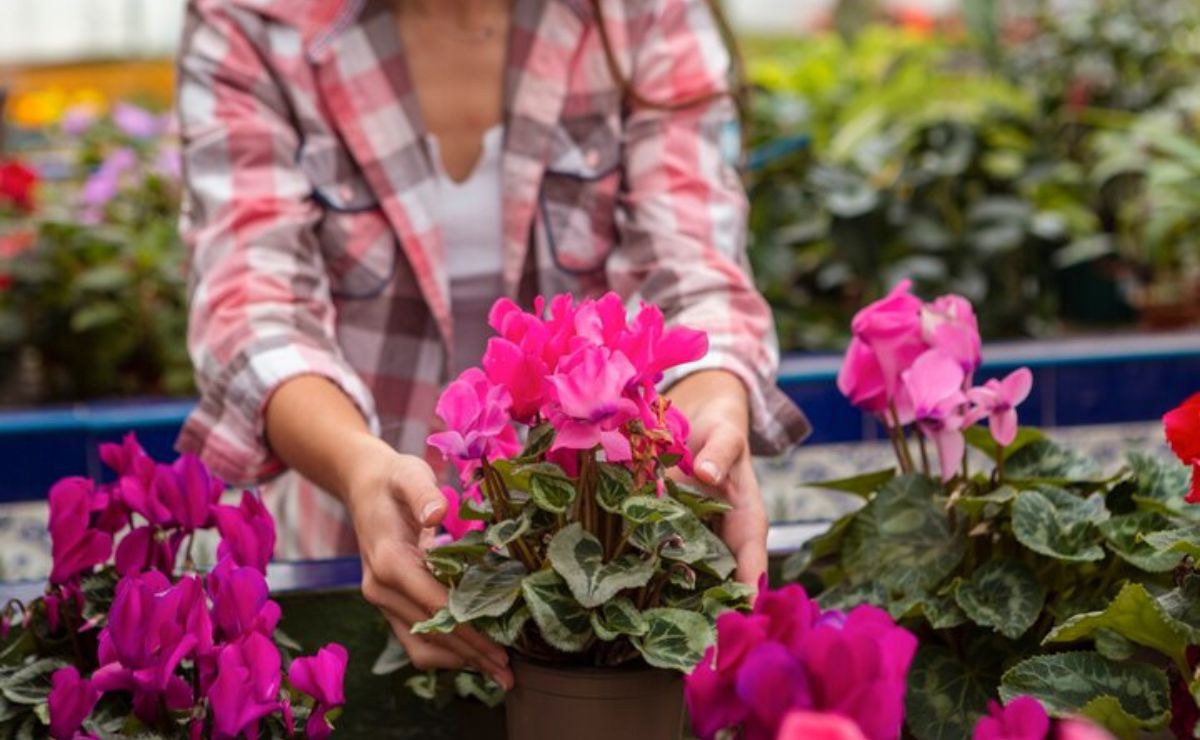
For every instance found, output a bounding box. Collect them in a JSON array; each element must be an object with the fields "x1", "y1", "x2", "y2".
[
  {"x1": 420, "y1": 501, "x2": 442, "y2": 524},
  {"x1": 698, "y1": 460, "x2": 722, "y2": 484}
]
